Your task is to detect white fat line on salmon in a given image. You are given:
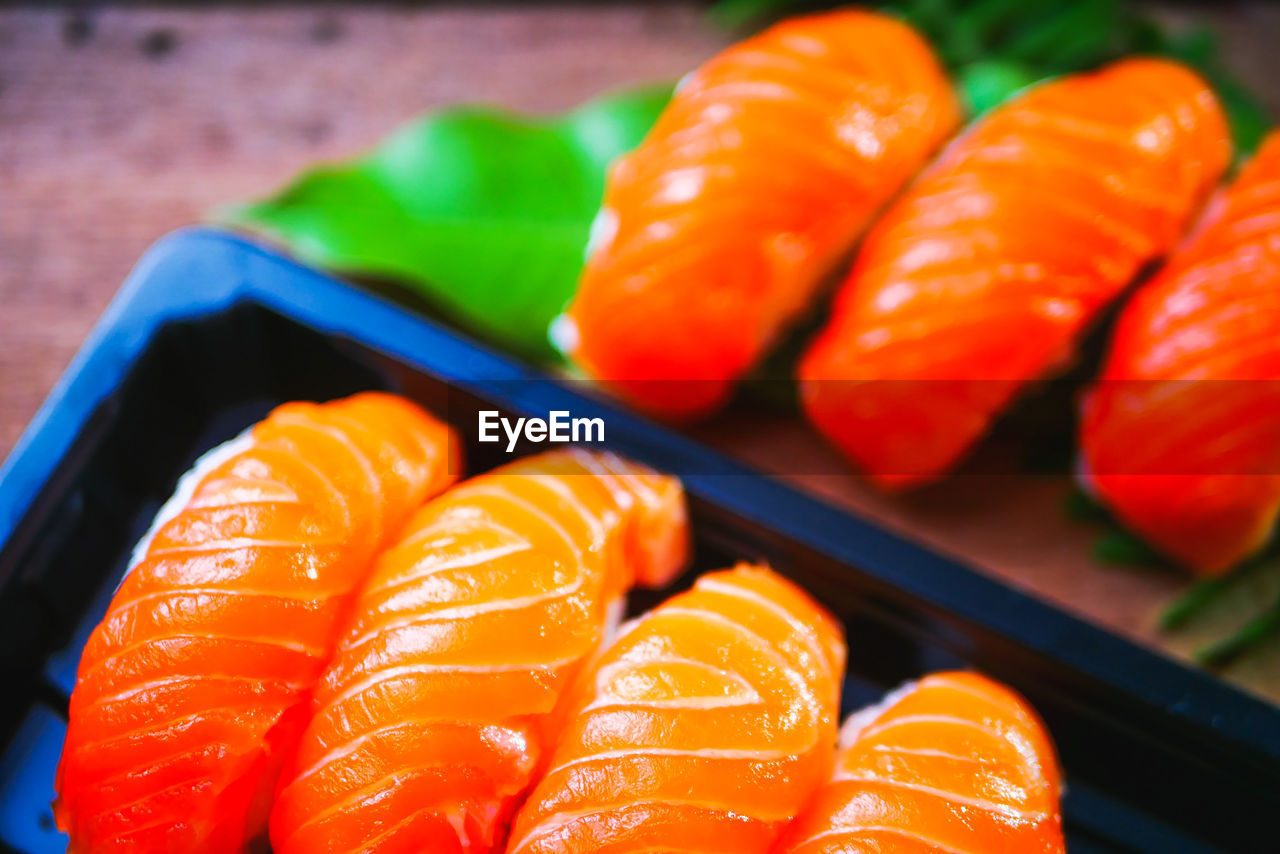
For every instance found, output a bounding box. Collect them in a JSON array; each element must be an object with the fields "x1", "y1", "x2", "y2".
[
  {"x1": 342, "y1": 579, "x2": 590, "y2": 650},
  {"x1": 582, "y1": 655, "x2": 762, "y2": 713},
  {"x1": 511, "y1": 798, "x2": 791, "y2": 850},
  {"x1": 790, "y1": 825, "x2": 974, "y2": 854},
  {"x1": 545, "y1": 745, "x2": 804, "y2": 779},
  {"x1": 838, "y1": 774, "x2": 1044, "y2": 823},
  {"x1": 287, "y1": 718, "x2": 532, "y2": 793},
  {"x1": 459, "y1": 486, "x2": 587, "y2": 563},
  {"x1": 694, "y1": 576, "x2": 833, "y2": 681},
  {"x1": 477, "y1": 410, "x2": 604, "y2": 453},
  {"x1": 122, "y1": 431, "x2": 256, "y2": 588},
  {"x1": 581, "y1": 693, "x2": 762, "y2": 714},
  {"x1": 325, "y1": 654, "x2": 583, "y2": 709},
  {"x1": 572, "y1": 449, "x2": 658, "y2": 509},
  {"x1": 514, "y1": 473, "x2": 609, "y2": 543},
  {"x1": 376, "y1": 541, "x2": 533, "y2": 596},
  {"x1": 838, "y1": 680, "x2": 918, "y2": 749},
  {"x1": 907, "y1": 677, "x2": 1049, "y2": 776},
  {"x1": 658, "y1": 606, "x2": 819, "y2": 708},
  {"x1": 851, "y1": 712, "x2": 994, "y2": 741},
  {"x1": 87, "y1": 672, "x2": 307, "y2": 710}
]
